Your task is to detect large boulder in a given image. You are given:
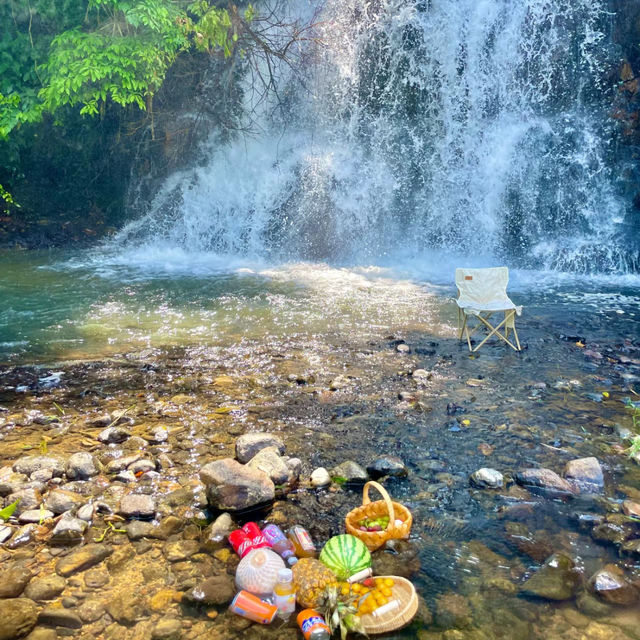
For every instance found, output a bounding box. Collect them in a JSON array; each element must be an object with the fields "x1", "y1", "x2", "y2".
[
  {"x1": 331, "y1": 461, "x2": 368, "y2": 484},
  {"x1": 0, "y1": 599, "x2": 38, "y2": 640},
  {"x1": 366, "y1": 456, "x2": 407, "y2": 479},
  {"x1": 235, "y1": 434, "x2": 285, "y2": 464},
  {"x1": 515, "y1": 468, "x2": 577, "y2": 497},
  {"x1": 200, "y1": 459, "x2": 274, "y2": 511},
  {"x1": 564, "y1": 457, "x2": 604, "y2": 493},
  {"x1": 519, "y1": 553, "x2": 579, "y2": 601},
  {"x1": 246, "y1": 447, "x2": 290, "y2": 485}
]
